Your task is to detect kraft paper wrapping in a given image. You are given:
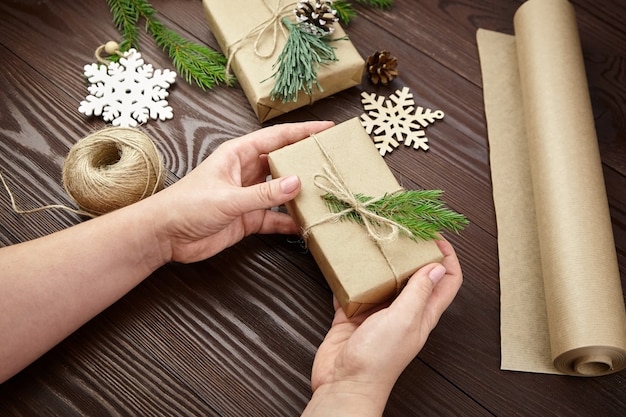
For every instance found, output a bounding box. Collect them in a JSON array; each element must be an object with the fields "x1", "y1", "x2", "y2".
[
  {"x1": 203, "y1": 0, "x2": 364, "y2": 122},
  {"x1": 477, "y1": 0, "x2": 626, "y2": 376},
  {"x1": 268, "y1": 118, "x2": 443, "y2": 317}
]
